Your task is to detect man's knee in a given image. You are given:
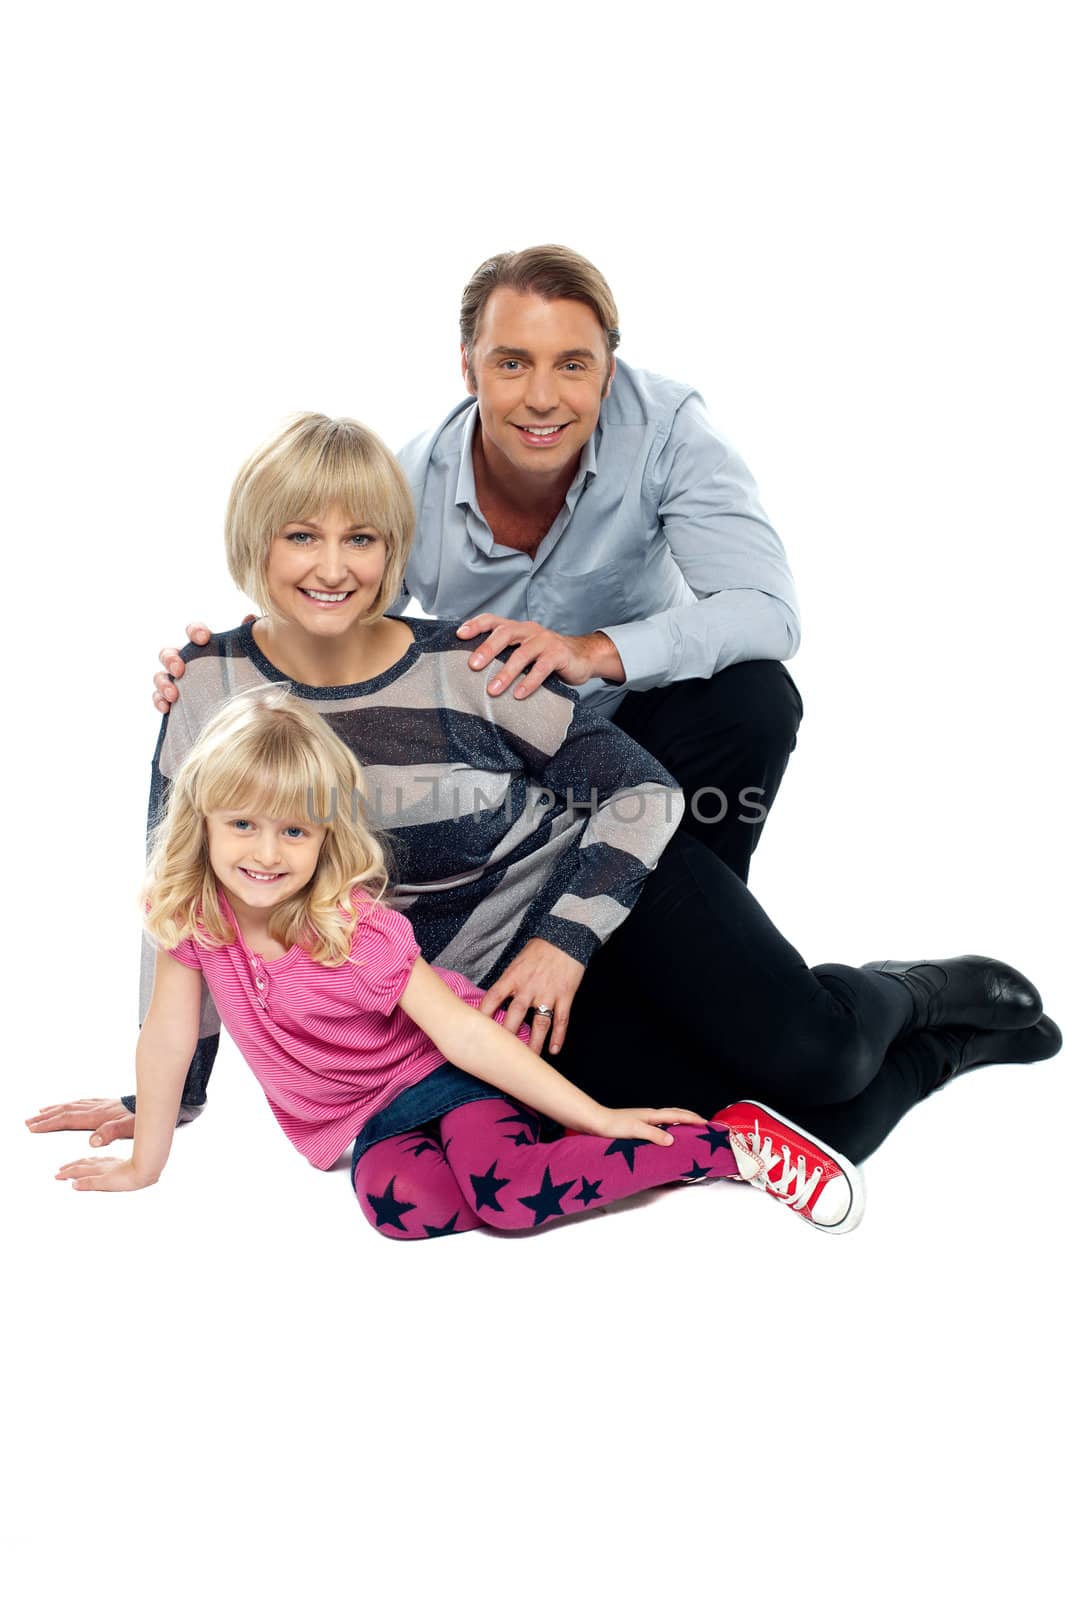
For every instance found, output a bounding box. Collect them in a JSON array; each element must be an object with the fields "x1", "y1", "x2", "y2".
[{"x1": 717, "y1": 661, "x2": 803, "y2": 762}]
